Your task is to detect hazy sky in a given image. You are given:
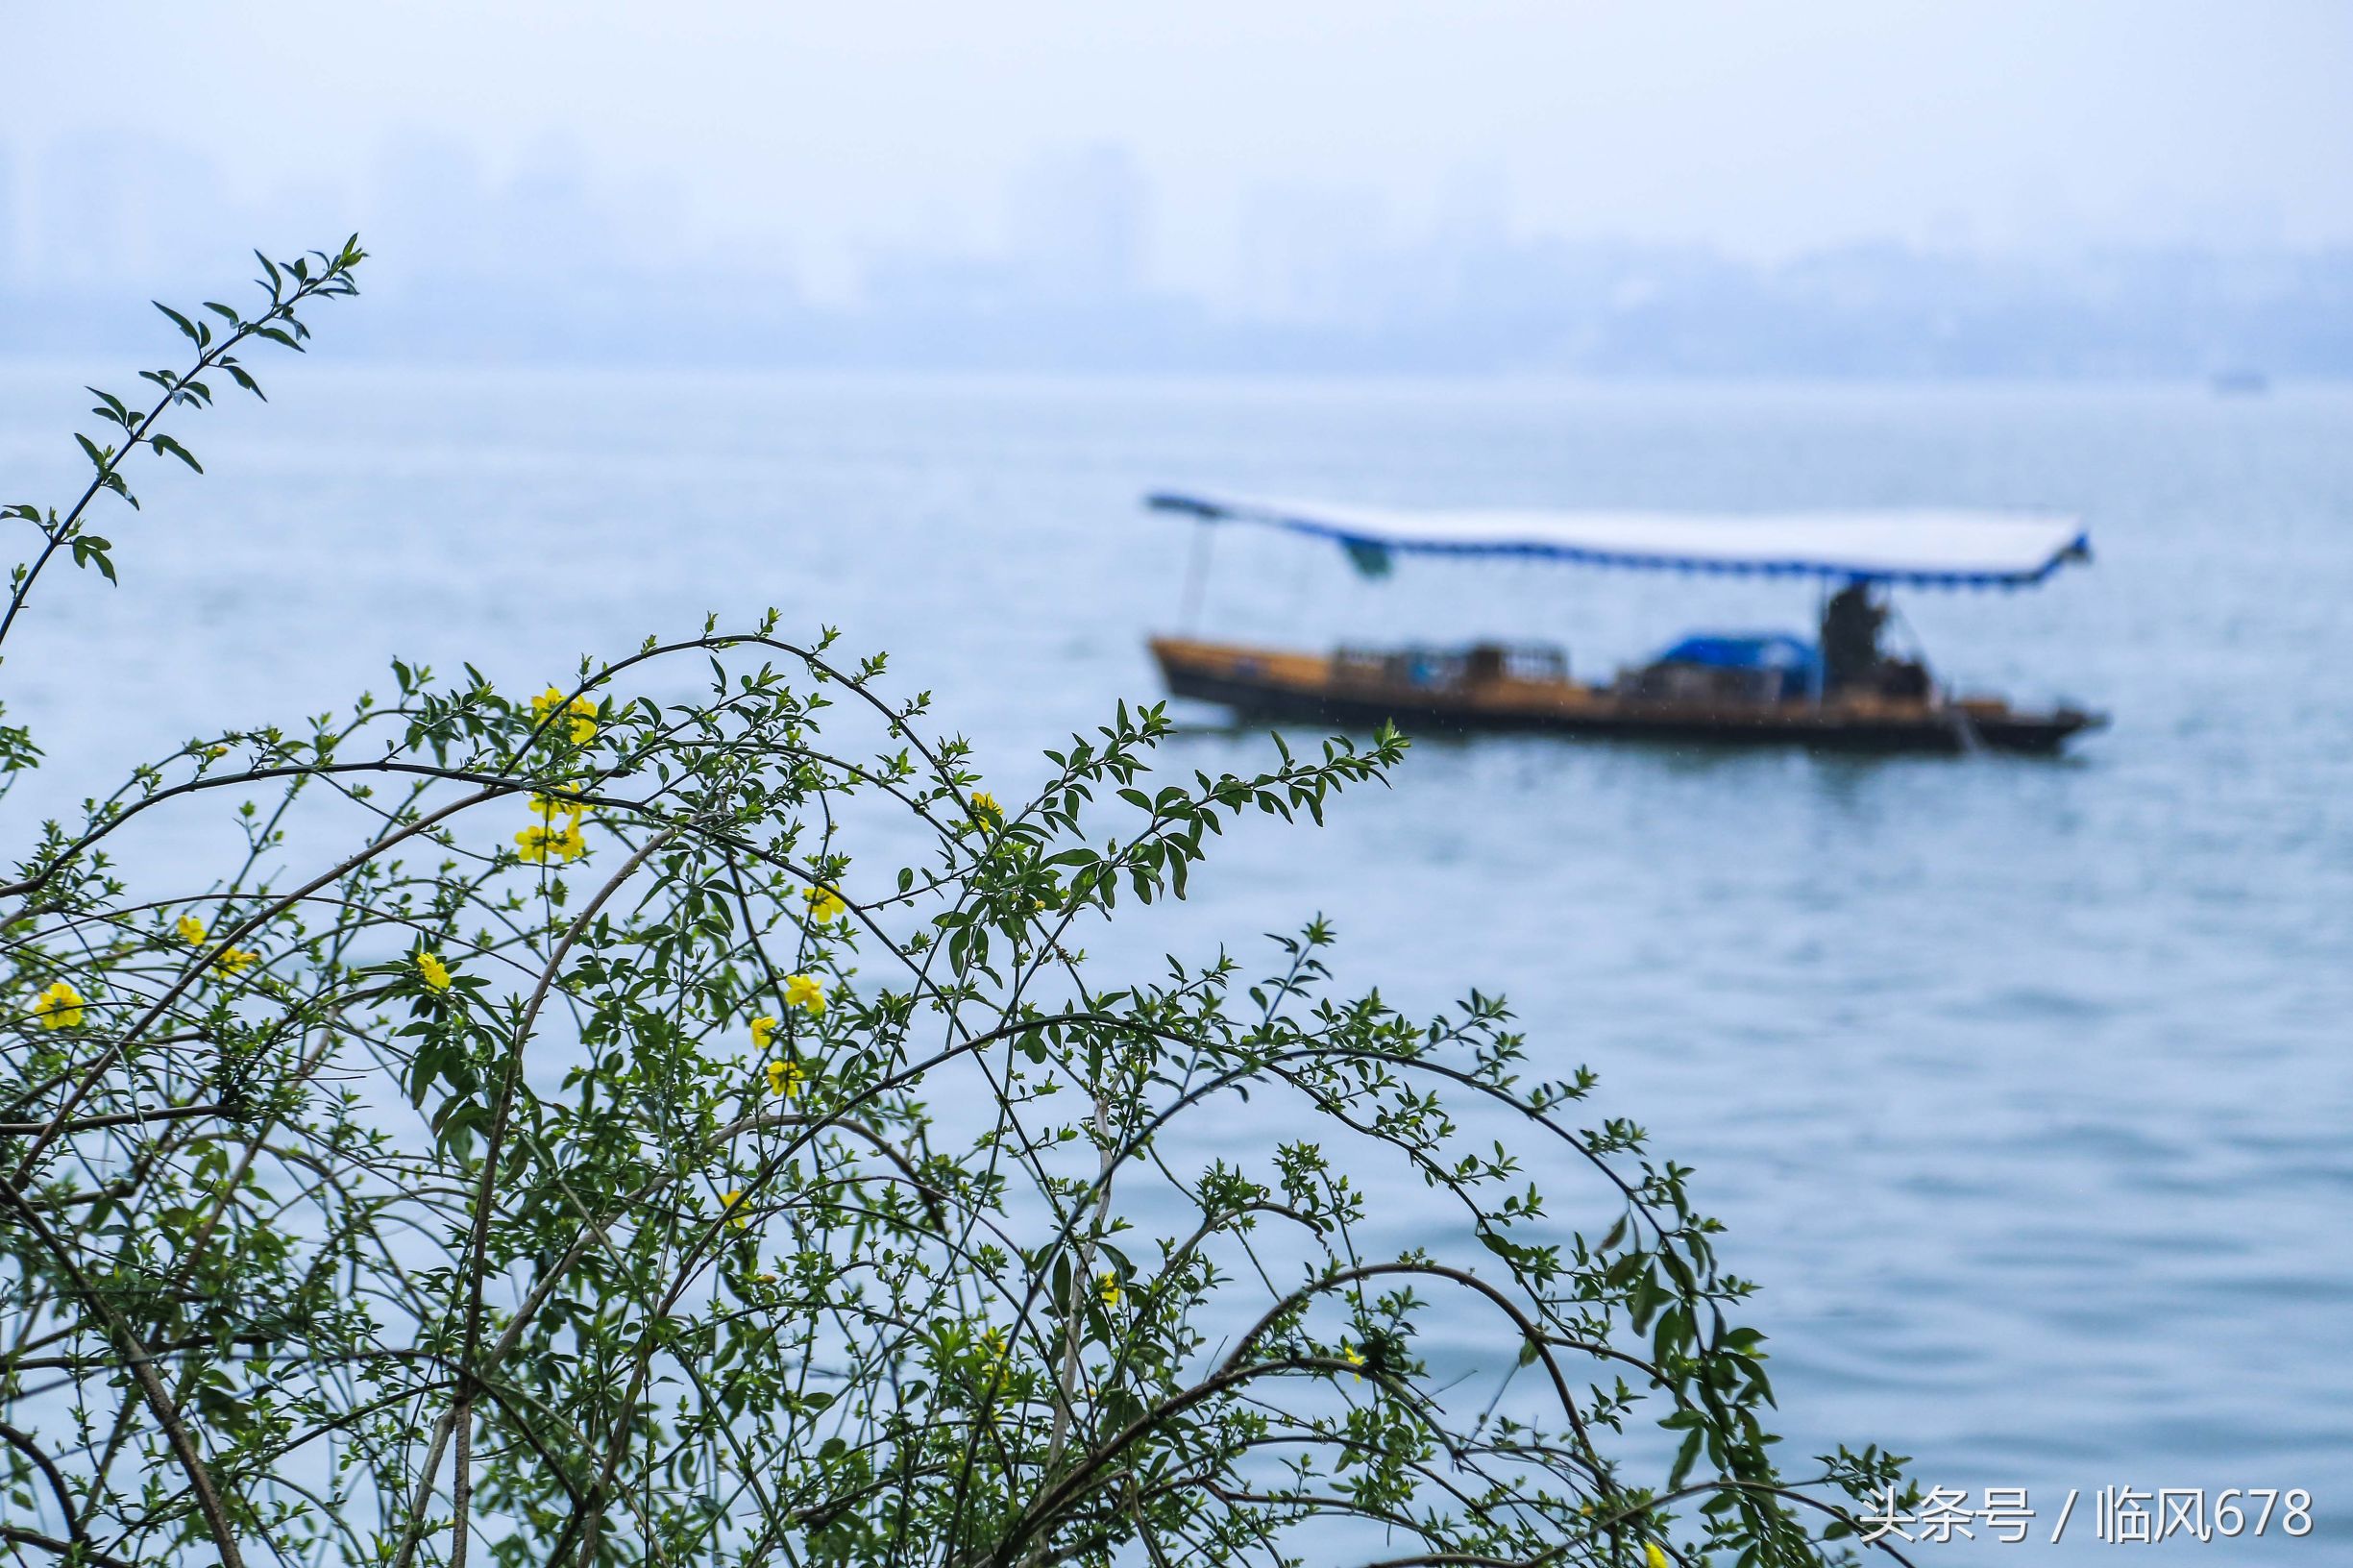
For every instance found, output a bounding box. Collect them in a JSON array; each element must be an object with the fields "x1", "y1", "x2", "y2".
[{"x1": 8, "y1": 1, "x2": 2350, "y2": 292}]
